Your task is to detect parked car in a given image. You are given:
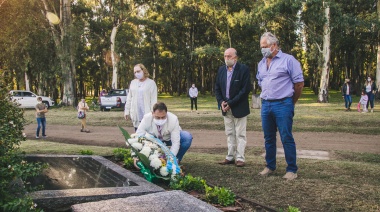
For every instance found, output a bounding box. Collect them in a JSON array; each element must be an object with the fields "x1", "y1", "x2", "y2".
[
  {"x1": 100, "y1": 89, "x2": 128, "y2": 111},
  {"x1": 9, "y1": 90, "x2": 55, "y2": 109}
]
